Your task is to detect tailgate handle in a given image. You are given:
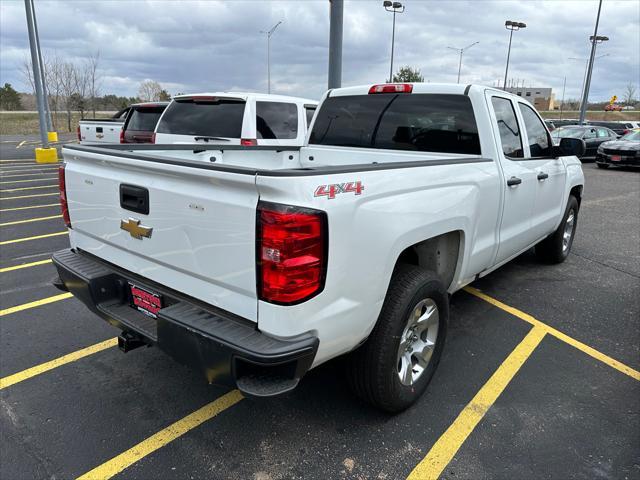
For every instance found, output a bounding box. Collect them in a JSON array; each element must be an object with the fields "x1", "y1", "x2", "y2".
[
  {"x1": 96, "y1": 127, "x2": 103, "y2": 133},
  {"x1": 120, "y1": 184, "x2": 149, "y2": 215}
]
